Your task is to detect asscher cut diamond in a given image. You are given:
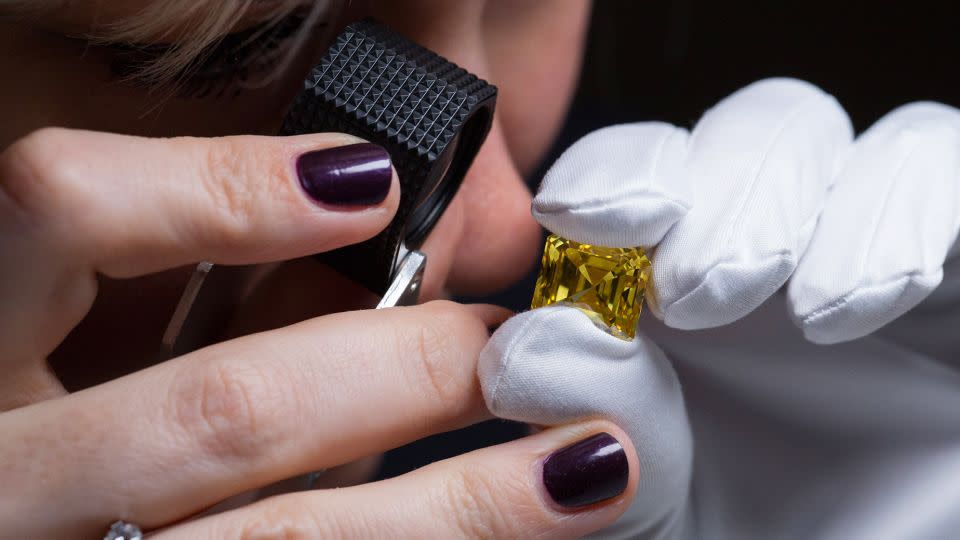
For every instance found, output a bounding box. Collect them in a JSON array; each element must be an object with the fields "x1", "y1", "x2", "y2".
[{"x1": 531, "y1": 234, "x2": 651, "y2": 339}]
